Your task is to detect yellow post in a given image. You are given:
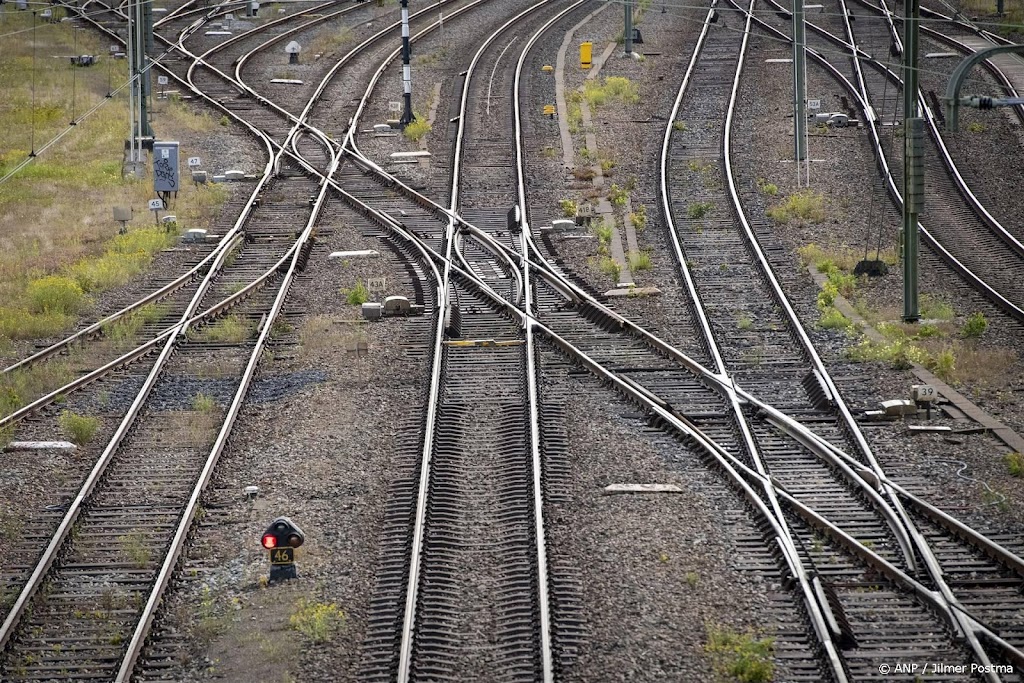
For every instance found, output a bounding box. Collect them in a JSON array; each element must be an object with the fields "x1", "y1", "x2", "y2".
[{"x1": 580, "y1": 42, "x2": 592, "y2": 69}]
